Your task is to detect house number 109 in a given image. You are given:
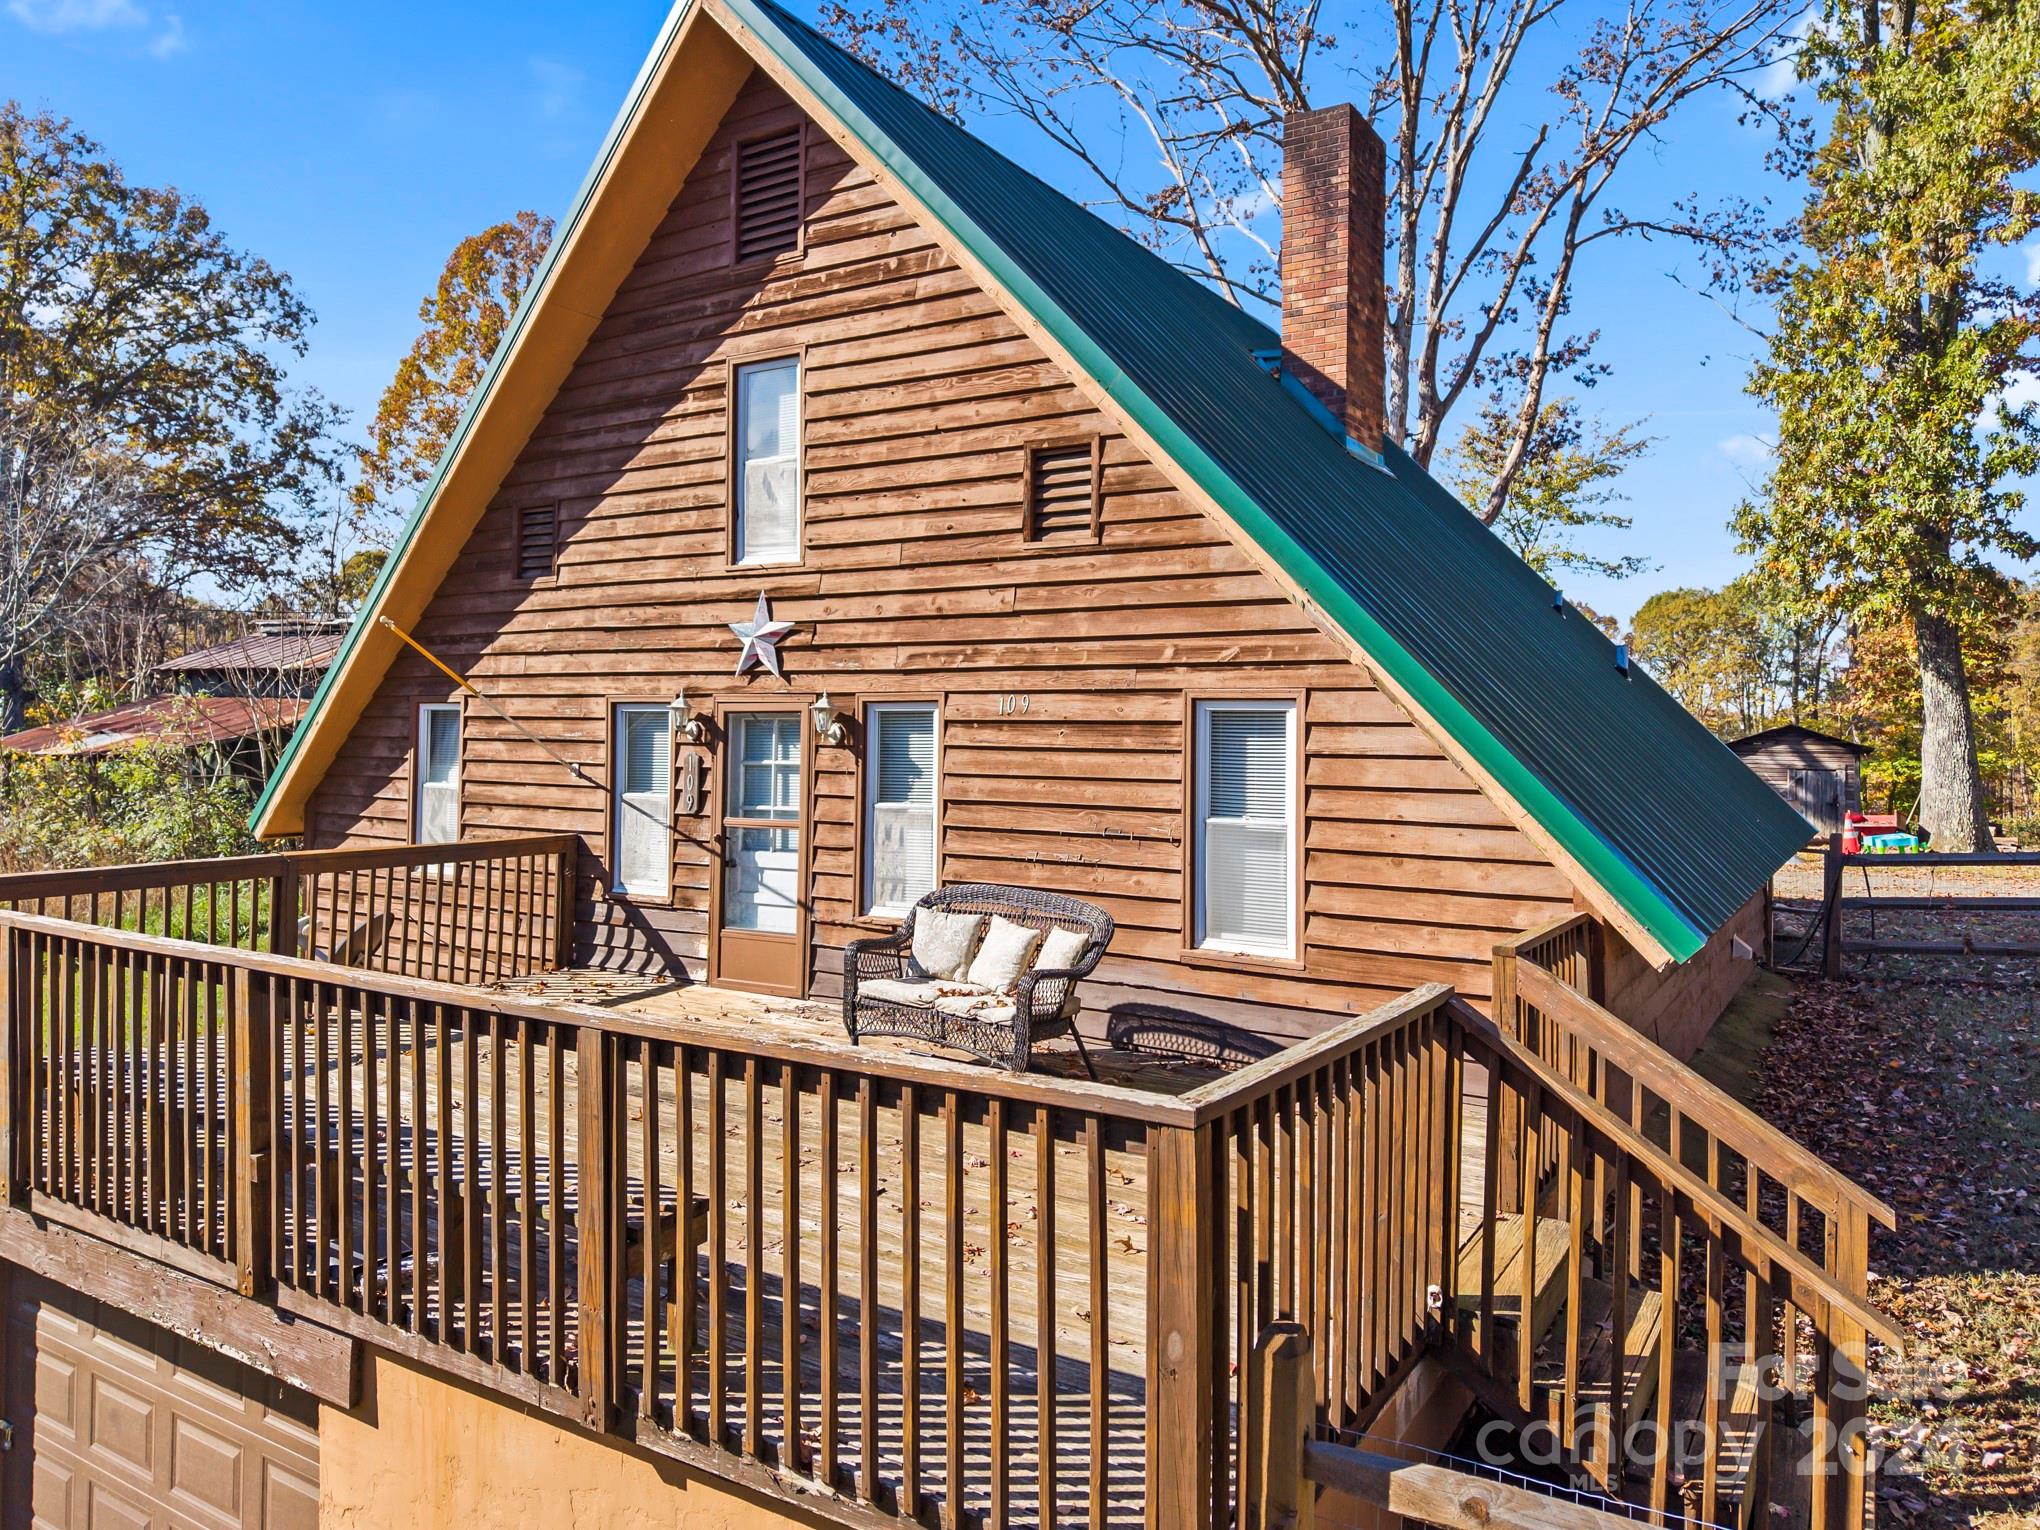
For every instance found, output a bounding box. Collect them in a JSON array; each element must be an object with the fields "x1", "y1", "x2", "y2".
[{"x1": 997, "y1": 693, "x2": 1031, "y2": 715}]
